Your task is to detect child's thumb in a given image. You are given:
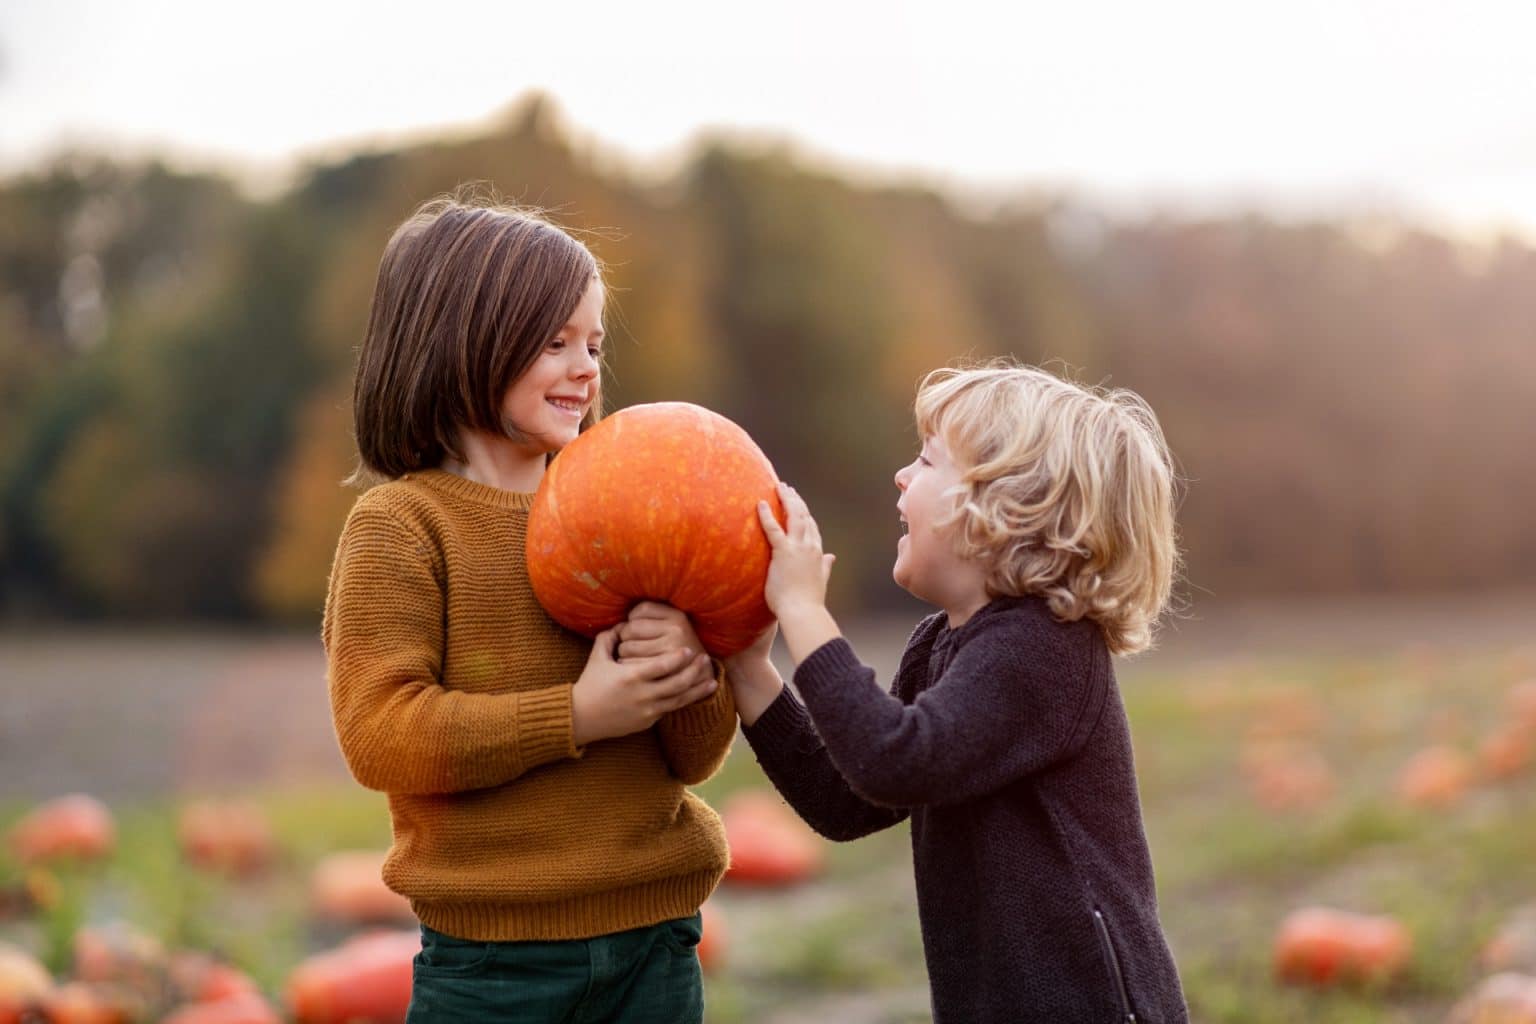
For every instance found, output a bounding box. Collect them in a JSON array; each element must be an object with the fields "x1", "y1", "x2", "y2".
[{"x1": 592, "y1": 629, "x2": 618, "y2": 662}]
